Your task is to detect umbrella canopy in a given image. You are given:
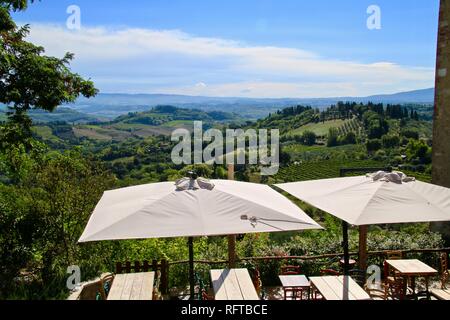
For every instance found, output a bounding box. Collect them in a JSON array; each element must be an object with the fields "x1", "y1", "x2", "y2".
[
  {"x1": 79, "y1": 177, "x2": 322, "y2": 300},
  {"x1": 276, "y1": 171, "x2": 450, "y2": 274},
  {"x1": 79, "y1": 178, "x2": 321, "y2": 243},
  {"x1": 276, "y1": 171, "x2": 450, "y2": 226}
]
